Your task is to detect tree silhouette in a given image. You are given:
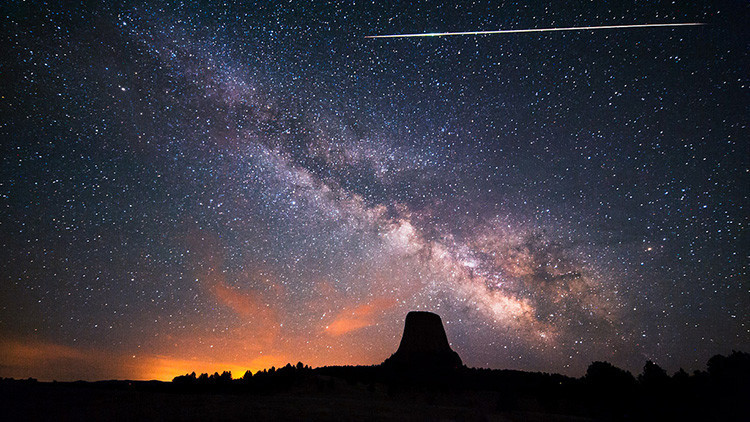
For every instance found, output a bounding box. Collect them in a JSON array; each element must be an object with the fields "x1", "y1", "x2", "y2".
[
  {"x1": 707, "y1": 351, "x2": 750, "y2": 383},
  {"x1": 584, "y1": 361, "x2": 635, "y2": 388},
  {"x1": 172, "y1": 371, "x2": 197, "y2": 385},
  {"x1": 218, "y1": 371, "x2": 232, "y2": 384},
  {"x1": 673, "y1": 368, "x2": 689, "y2": 381},
  {"x1": 639, "y1": 360, "x2": 669, "y2": 386}
]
